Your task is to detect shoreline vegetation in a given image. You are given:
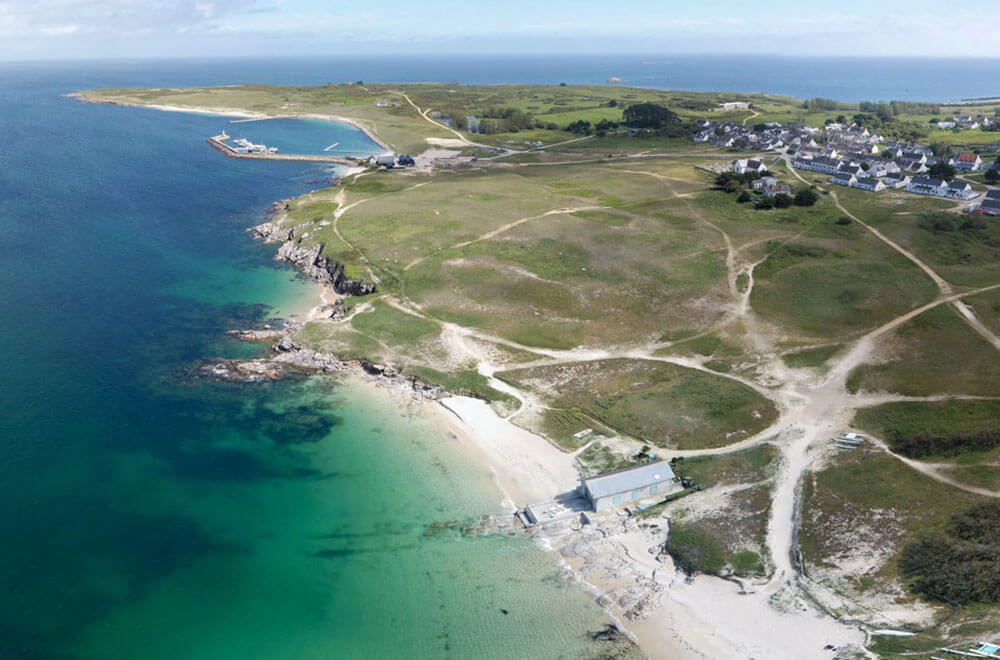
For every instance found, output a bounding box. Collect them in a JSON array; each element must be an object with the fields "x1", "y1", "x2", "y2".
[{"x1": 77, "y1": 82, "x2": 1000, "y2": 658}]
